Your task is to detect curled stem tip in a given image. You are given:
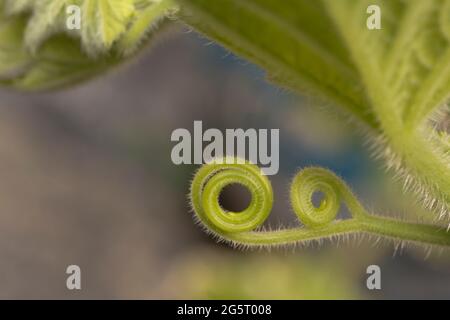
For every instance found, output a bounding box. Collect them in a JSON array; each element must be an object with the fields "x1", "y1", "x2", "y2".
[{"x1": 189, "y1": 157, "x2": 450, "y2": 248}]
